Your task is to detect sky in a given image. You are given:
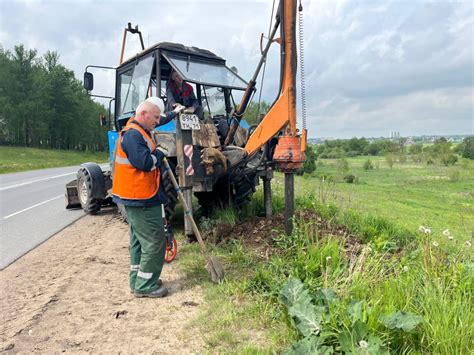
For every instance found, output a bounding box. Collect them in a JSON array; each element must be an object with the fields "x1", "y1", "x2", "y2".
[{"x1": 0, "y1": 0, "x2": 473, "y2": 139}]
